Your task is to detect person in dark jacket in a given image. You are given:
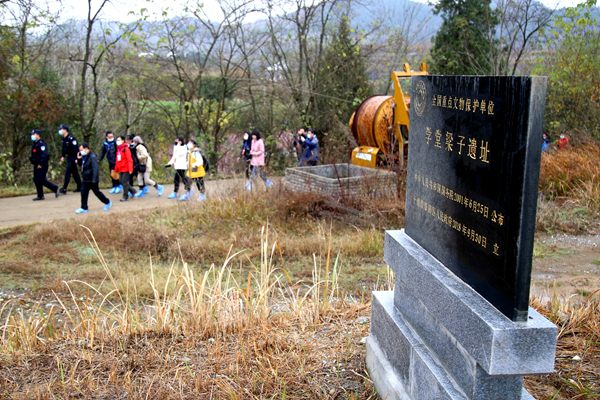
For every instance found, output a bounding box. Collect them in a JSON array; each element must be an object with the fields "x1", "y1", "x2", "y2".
[
  {"x1": 300, "y1": 129, "x2": 319, "y2": 166},
  {"x1": 126, "y1": 134, "x2": 140, "y2": 194},
  {"x1": 58, "y1": 124, "x2": 82, "y2": 194},
  {"x1": 236, "y1": 131, "x2": 252, "y2": 182},
  {"x1": 29, "y1": 129, "x2": 60, "y2": 201},
  {"x1": 98, "y1": 131, "x2": 120, "y2": 193},
  {"x1": 75, "y1": 143, "x2": 112, "y2": 214}
]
